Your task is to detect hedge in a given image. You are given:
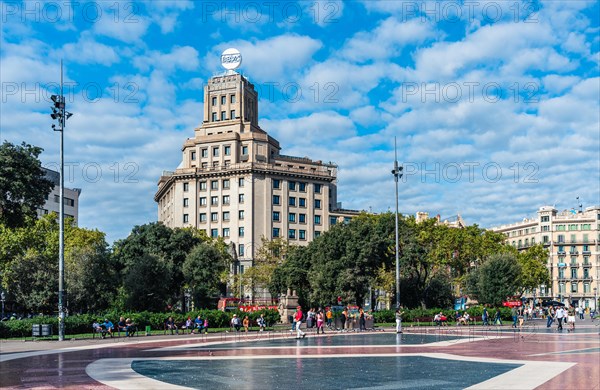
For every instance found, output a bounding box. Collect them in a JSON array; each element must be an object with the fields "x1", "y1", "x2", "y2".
[{"x1": 0, "y1": 309, "x2": 281, "y2": 339}]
